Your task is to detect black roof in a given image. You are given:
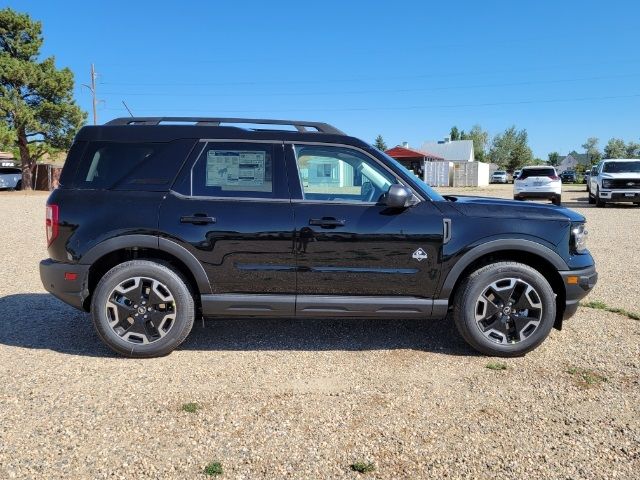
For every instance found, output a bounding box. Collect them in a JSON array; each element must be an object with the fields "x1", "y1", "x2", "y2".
[{"x1": 75, "y1": 117, "x2": 371, "y2": 150}]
